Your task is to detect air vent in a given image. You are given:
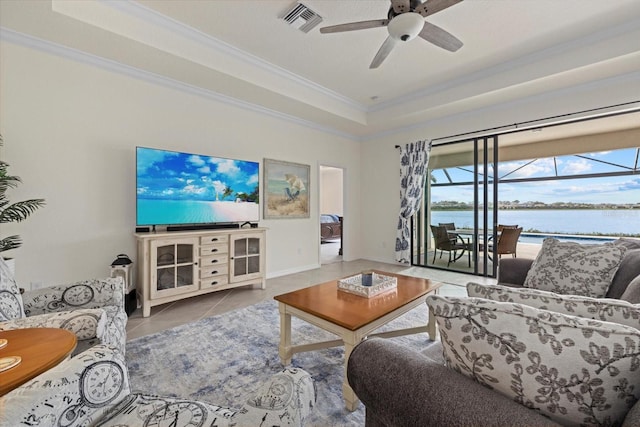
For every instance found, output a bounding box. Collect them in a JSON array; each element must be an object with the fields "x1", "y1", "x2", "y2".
[{"x1": 281, "y1": 2, "x2": 323, "y2": 33}]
